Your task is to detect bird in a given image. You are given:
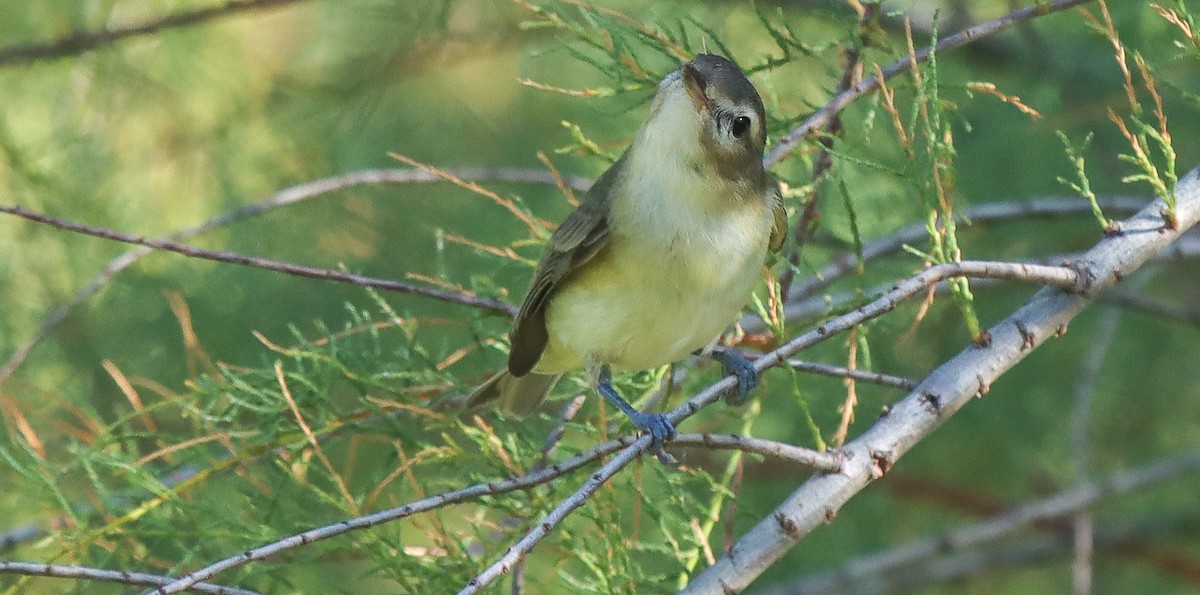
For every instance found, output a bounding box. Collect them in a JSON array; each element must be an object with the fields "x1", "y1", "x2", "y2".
[{"x1": 468, "y1": 53, "x2": 786, "y2": 454}]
